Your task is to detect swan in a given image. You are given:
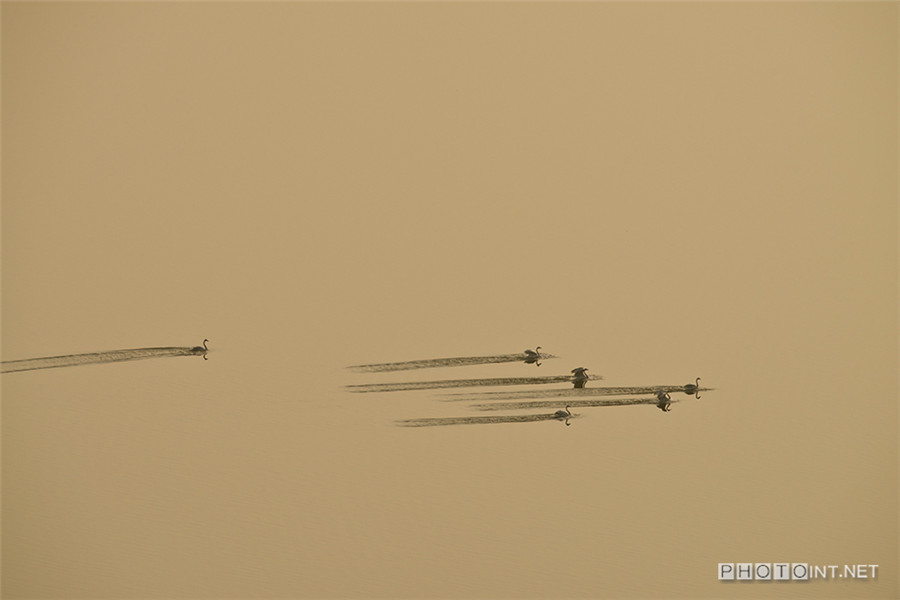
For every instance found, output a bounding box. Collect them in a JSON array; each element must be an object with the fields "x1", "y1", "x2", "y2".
[
  {"x1": 656, "y1": 390, "x2": 672, "y2": 412},
  {"x1": 571, "y1": 367, "x2": 589, "y2": 380},
  {"x1": 523, "y1": 346, "x2": 542, "y2": 366},
  {"x1": 684, "y1": 377, "x2": 701, "y2": 399},
  {"x1": 192, "y1": 339, "x2": 209, "y2": 360},
  {"x1": 553, "y1": 405, "x2": 573, "y2": 426},
  {"x1": 554, "y1": 405, "x2": 573, "y2": 419}
]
